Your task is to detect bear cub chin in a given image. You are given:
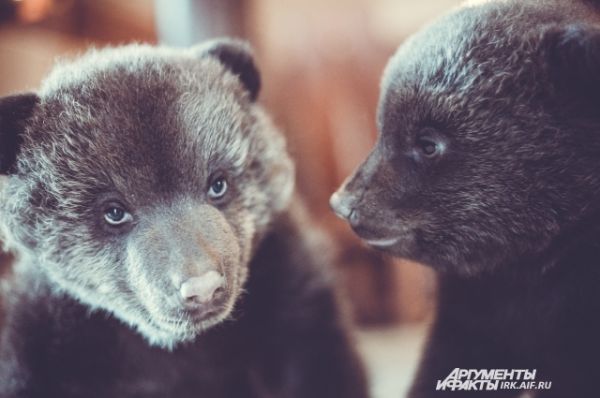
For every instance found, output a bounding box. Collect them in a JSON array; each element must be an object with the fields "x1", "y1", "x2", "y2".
[{"x1": 0, "y1": 40, "x2": 367, "y2": 398}]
